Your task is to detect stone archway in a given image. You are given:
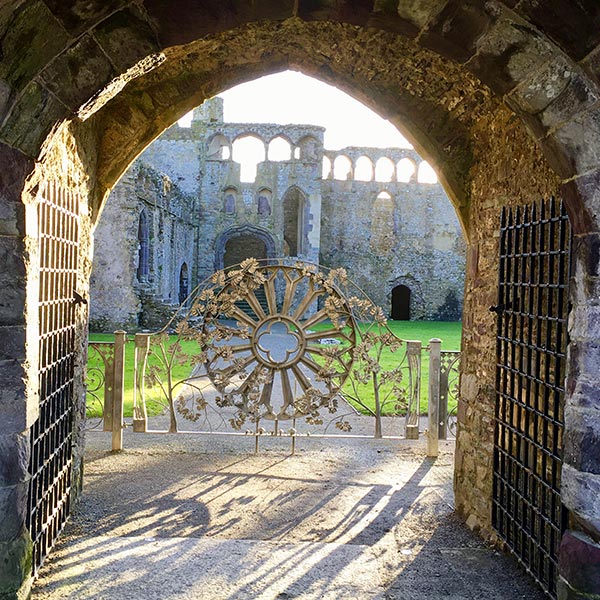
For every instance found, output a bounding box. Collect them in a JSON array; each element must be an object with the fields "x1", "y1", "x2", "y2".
[
  {"x1": 1, "y1": 3, "x2": 600, "y2": 599},
  {"x1": 214, "y1": 226, "x2": 277, "y2": 271}
]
